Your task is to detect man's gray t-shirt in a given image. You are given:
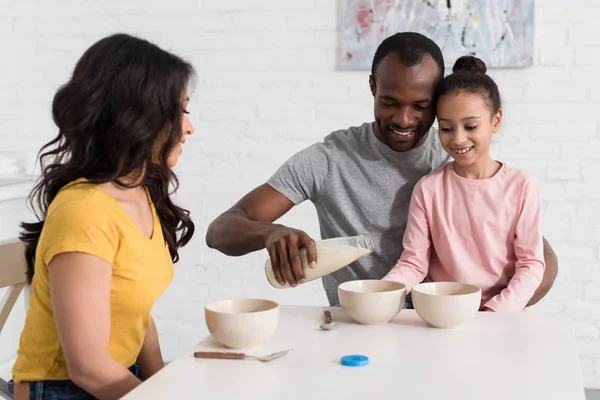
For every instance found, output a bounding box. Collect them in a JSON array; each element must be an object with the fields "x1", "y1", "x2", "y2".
[{"x1": 267, "y1": 122, "x2": 450, "y2": 306}]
